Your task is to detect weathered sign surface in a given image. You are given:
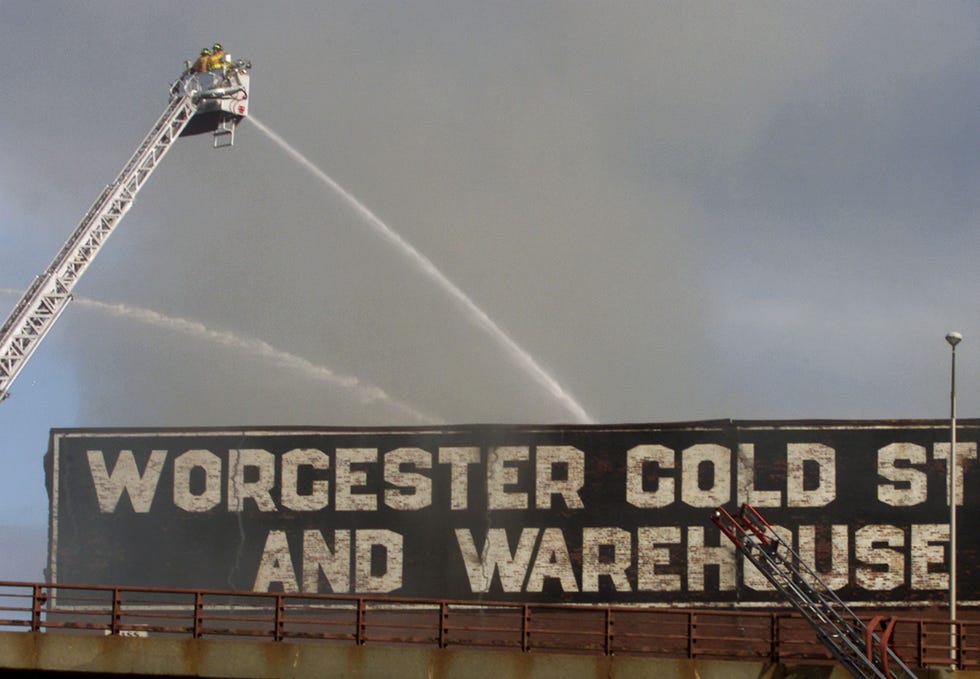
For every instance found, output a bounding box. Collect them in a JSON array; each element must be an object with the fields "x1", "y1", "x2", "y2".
[{"x1": 46, "y1": 420, "x2": 979, "y2": 606}]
